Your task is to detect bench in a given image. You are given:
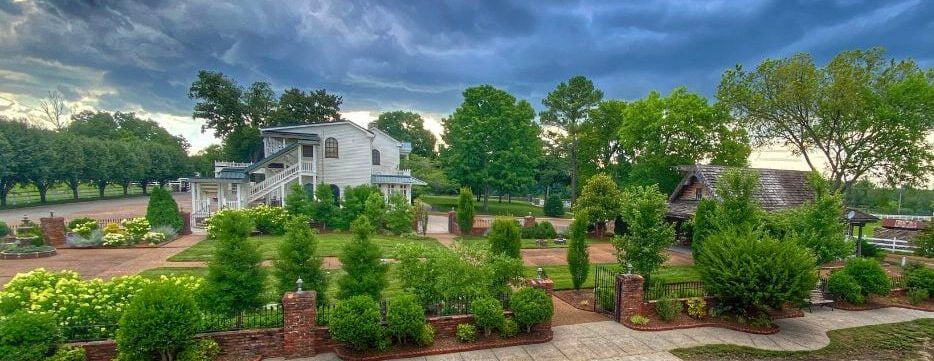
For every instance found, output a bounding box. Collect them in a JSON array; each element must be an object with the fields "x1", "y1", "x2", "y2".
[{"x1": 804, "y1": 281, "x2": 834, "y2": 312}]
